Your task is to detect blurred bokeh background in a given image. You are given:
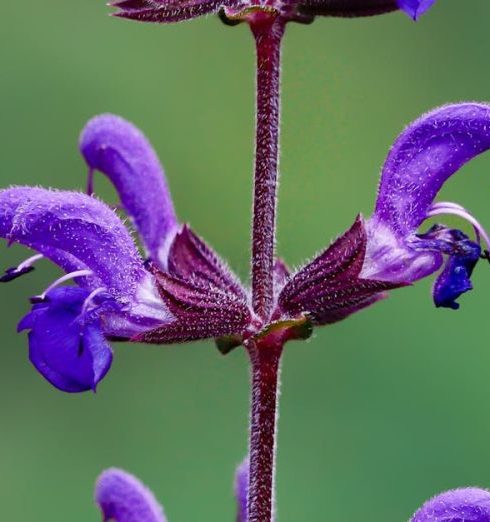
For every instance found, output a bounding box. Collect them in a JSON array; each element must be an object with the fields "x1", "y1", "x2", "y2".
[{"x1": 1, "y1": 0, "x2": 490, "y2": 520}]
